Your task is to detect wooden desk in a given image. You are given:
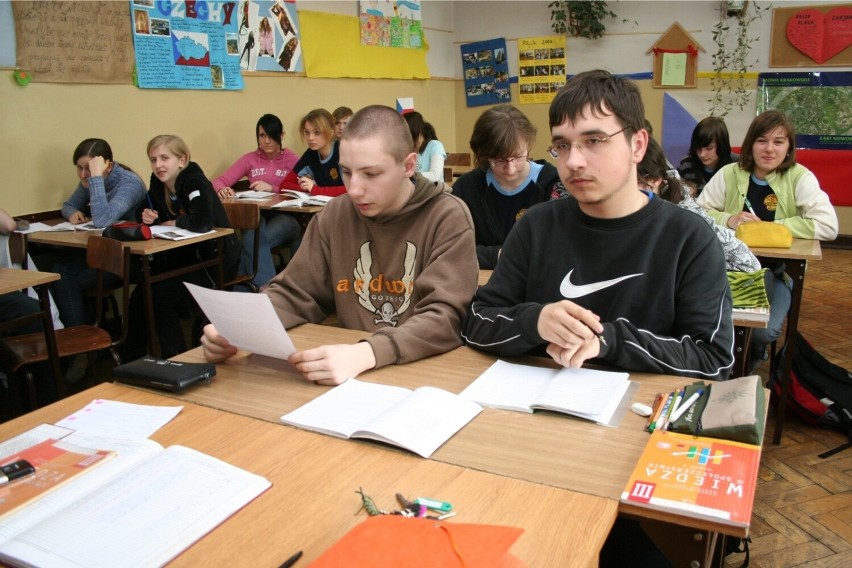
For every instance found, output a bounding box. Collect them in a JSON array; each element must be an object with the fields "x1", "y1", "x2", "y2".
[
  {"x1": 28, "y1": 227, "x2": 234, "y2": 357},
  {"x1": 0, "y1": 268, "x2": 63, "y2": 402},
  {"x1": 751, "y1": 239, "x2": 822, "y2": 443},
  {"x1": 0, "y1": 383, "x2": 616, "y2": 567},
  {"x1": 163, "y1": 326, "x2": 754, "y2": 535},
  {"x1": 227, "y1": 194, "x2": 323, "y2": 234}
]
